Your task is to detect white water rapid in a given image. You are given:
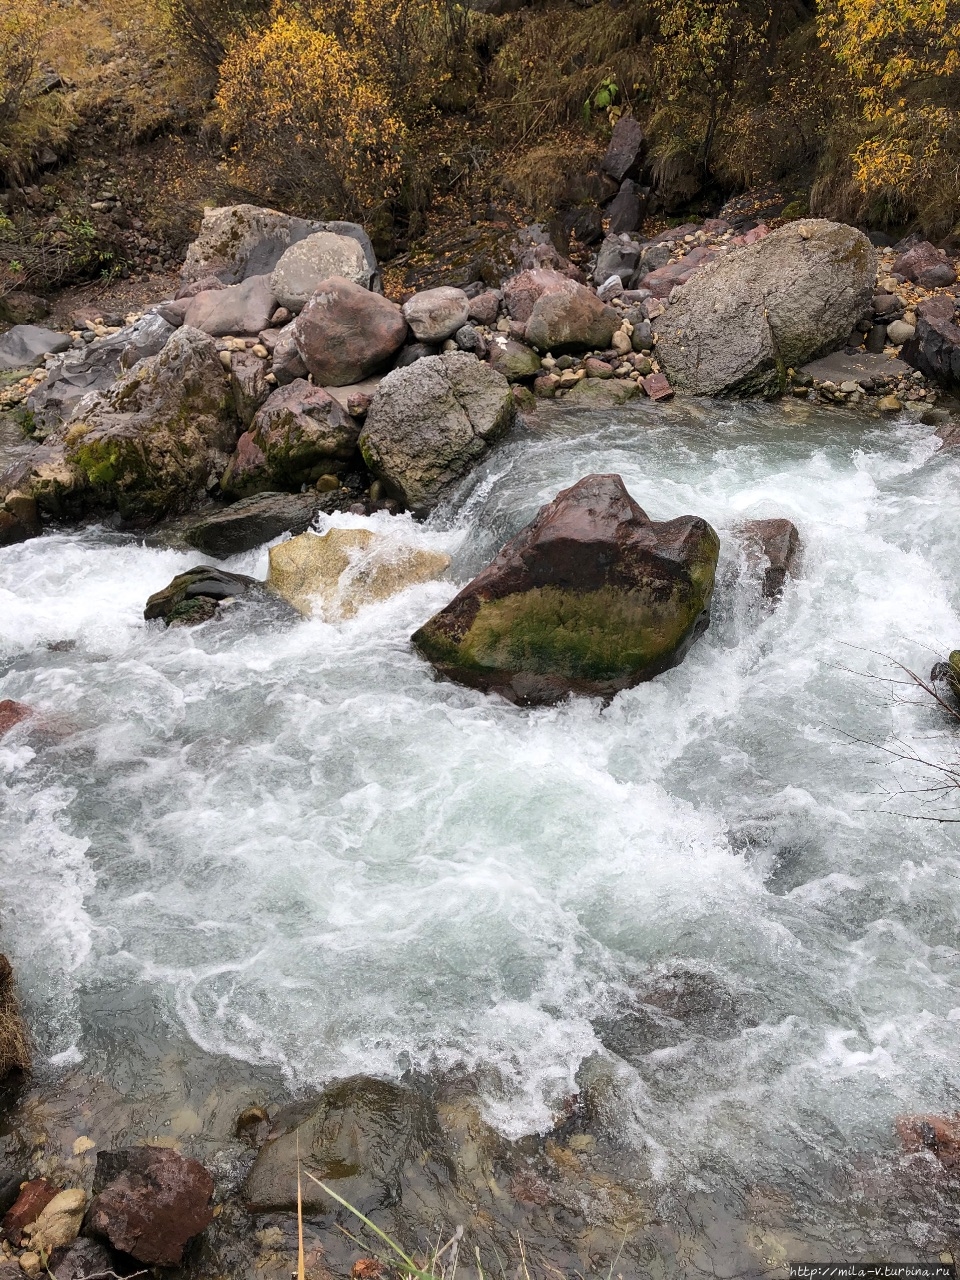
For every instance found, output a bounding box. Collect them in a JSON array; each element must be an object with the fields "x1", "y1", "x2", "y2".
[{"x1": 2, "y1": 398, "x2": 959, "y2": 1231}]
